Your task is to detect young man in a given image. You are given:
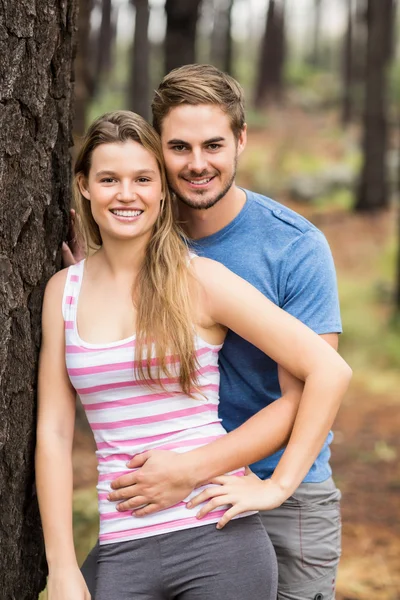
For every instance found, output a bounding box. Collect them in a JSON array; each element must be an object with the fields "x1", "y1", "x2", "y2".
[{"x1": 66, "y1": 65, "x2": 344, "y2": 600}]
